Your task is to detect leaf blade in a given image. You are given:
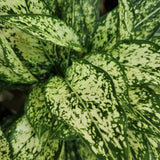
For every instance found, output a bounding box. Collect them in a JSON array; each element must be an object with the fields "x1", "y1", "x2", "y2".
[{"x1": 1, "y1": 14, "x2": 85, "y2": 52}]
